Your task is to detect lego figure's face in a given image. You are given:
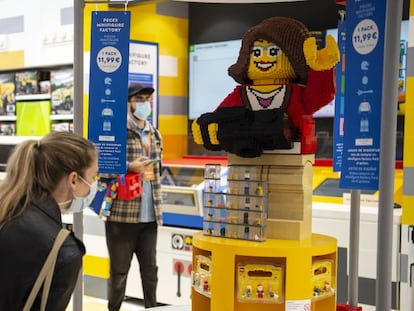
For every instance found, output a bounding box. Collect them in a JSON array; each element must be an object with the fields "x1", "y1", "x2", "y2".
[{"x1": 247, "y1": 39, "x2": 296, "y2": 83}]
